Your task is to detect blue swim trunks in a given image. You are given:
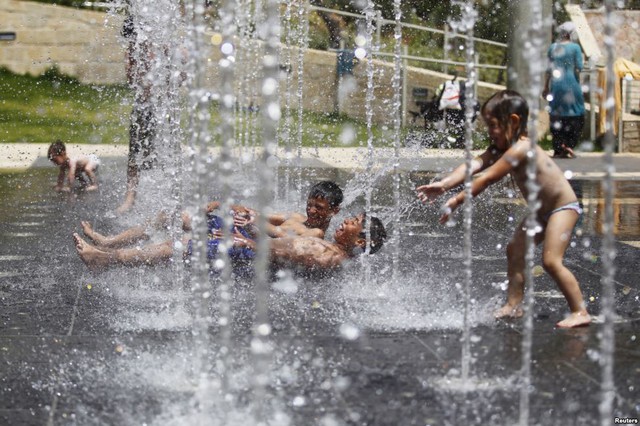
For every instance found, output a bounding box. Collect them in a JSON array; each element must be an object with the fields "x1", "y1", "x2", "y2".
[{"x1": 186, "y1": 214, "x2": 255, "y2": 261}]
